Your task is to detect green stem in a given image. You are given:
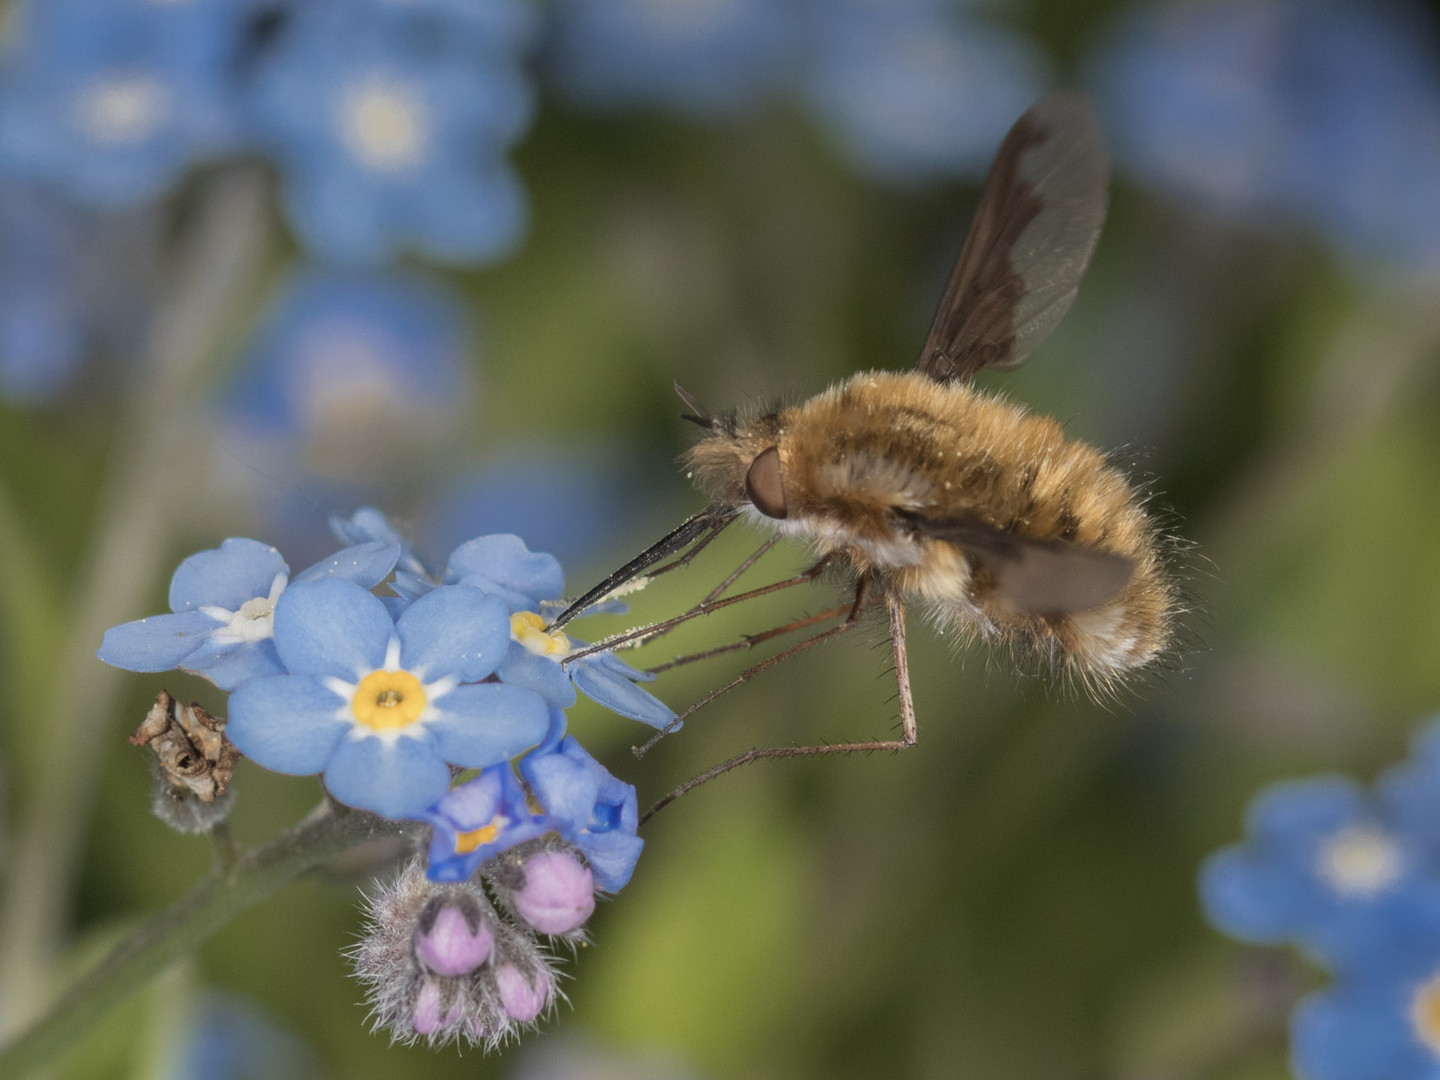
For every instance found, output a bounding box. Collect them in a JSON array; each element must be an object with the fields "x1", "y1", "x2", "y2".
[
  {"x1": 0, "y1": 165, "x2": 273, "y2": 1028},
  {"x1": 0, "y1": 804, "x2": 418, "y2": 1079}
]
